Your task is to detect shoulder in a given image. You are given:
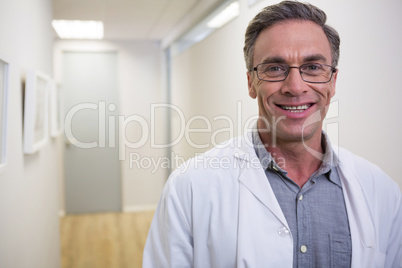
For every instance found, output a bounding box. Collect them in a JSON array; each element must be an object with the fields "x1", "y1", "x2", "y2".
[
  {"x1": 166, "y1": 136, "x2": 252, "y2": 194},
  {"x1": 335, "y1": 146, "x2": 400, "y2": 199}
]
